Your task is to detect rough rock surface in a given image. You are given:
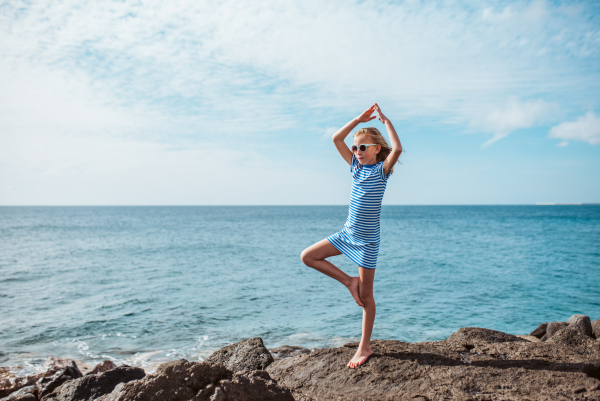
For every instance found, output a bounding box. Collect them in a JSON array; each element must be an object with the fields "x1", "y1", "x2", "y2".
[
  {"x1": 36, "y1": 361, "x2": 83, "y2": 400},
  {"x1": 266, "y1": 327, "x2": 600, "y2": 401},
  {"x1": 207, "y1": 370, "x2": 294, "y2": 401},
  {"x1": 39, "y1": 366, "x2": 145, "y2": 401},
  {"x1": 567, "y1": 314, "x2": 594, "y2": 338},
  {"x1": 541, "y1": 321, "x2": 569, "y2": 341},
  {"x1": 592, "y1": 319, "x2": 600, "y2": 339},
  {"x1": 205, "y1": 337, "x2": 274, "y2": 372},
  {"x1": 93, "y1": 359, "x2": 292, "y2": 401}
]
